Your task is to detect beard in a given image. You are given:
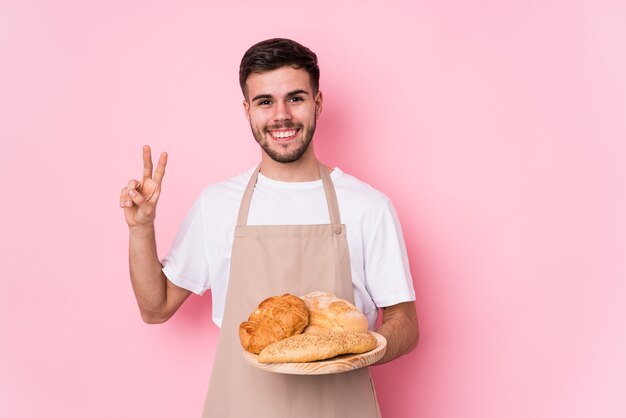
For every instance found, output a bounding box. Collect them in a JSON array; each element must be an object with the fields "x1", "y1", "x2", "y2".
[{"x1": 251, "y1": 120, "x2": 316, "y2": 164}]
